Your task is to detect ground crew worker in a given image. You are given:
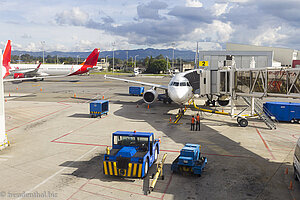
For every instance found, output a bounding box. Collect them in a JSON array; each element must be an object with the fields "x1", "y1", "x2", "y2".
[
  {"x1": 191, "y1": 115, "x2": 195, "y2": 131},
  {"x1": 195, "y1": 113, "x2": 200, "y2": 131}
]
